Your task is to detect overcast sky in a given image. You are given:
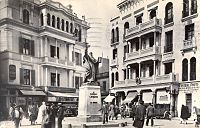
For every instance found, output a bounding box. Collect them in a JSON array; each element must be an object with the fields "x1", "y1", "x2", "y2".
[{"x1": 55, "y1": 0, "x2": 121, "y2": 58}]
